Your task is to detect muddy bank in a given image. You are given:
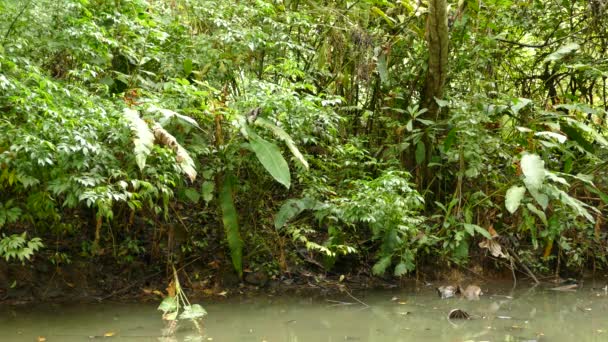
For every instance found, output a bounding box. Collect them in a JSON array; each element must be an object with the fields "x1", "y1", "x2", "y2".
[{"x1": 0, "y1": 254, "x2": 527, "y2": 306}]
